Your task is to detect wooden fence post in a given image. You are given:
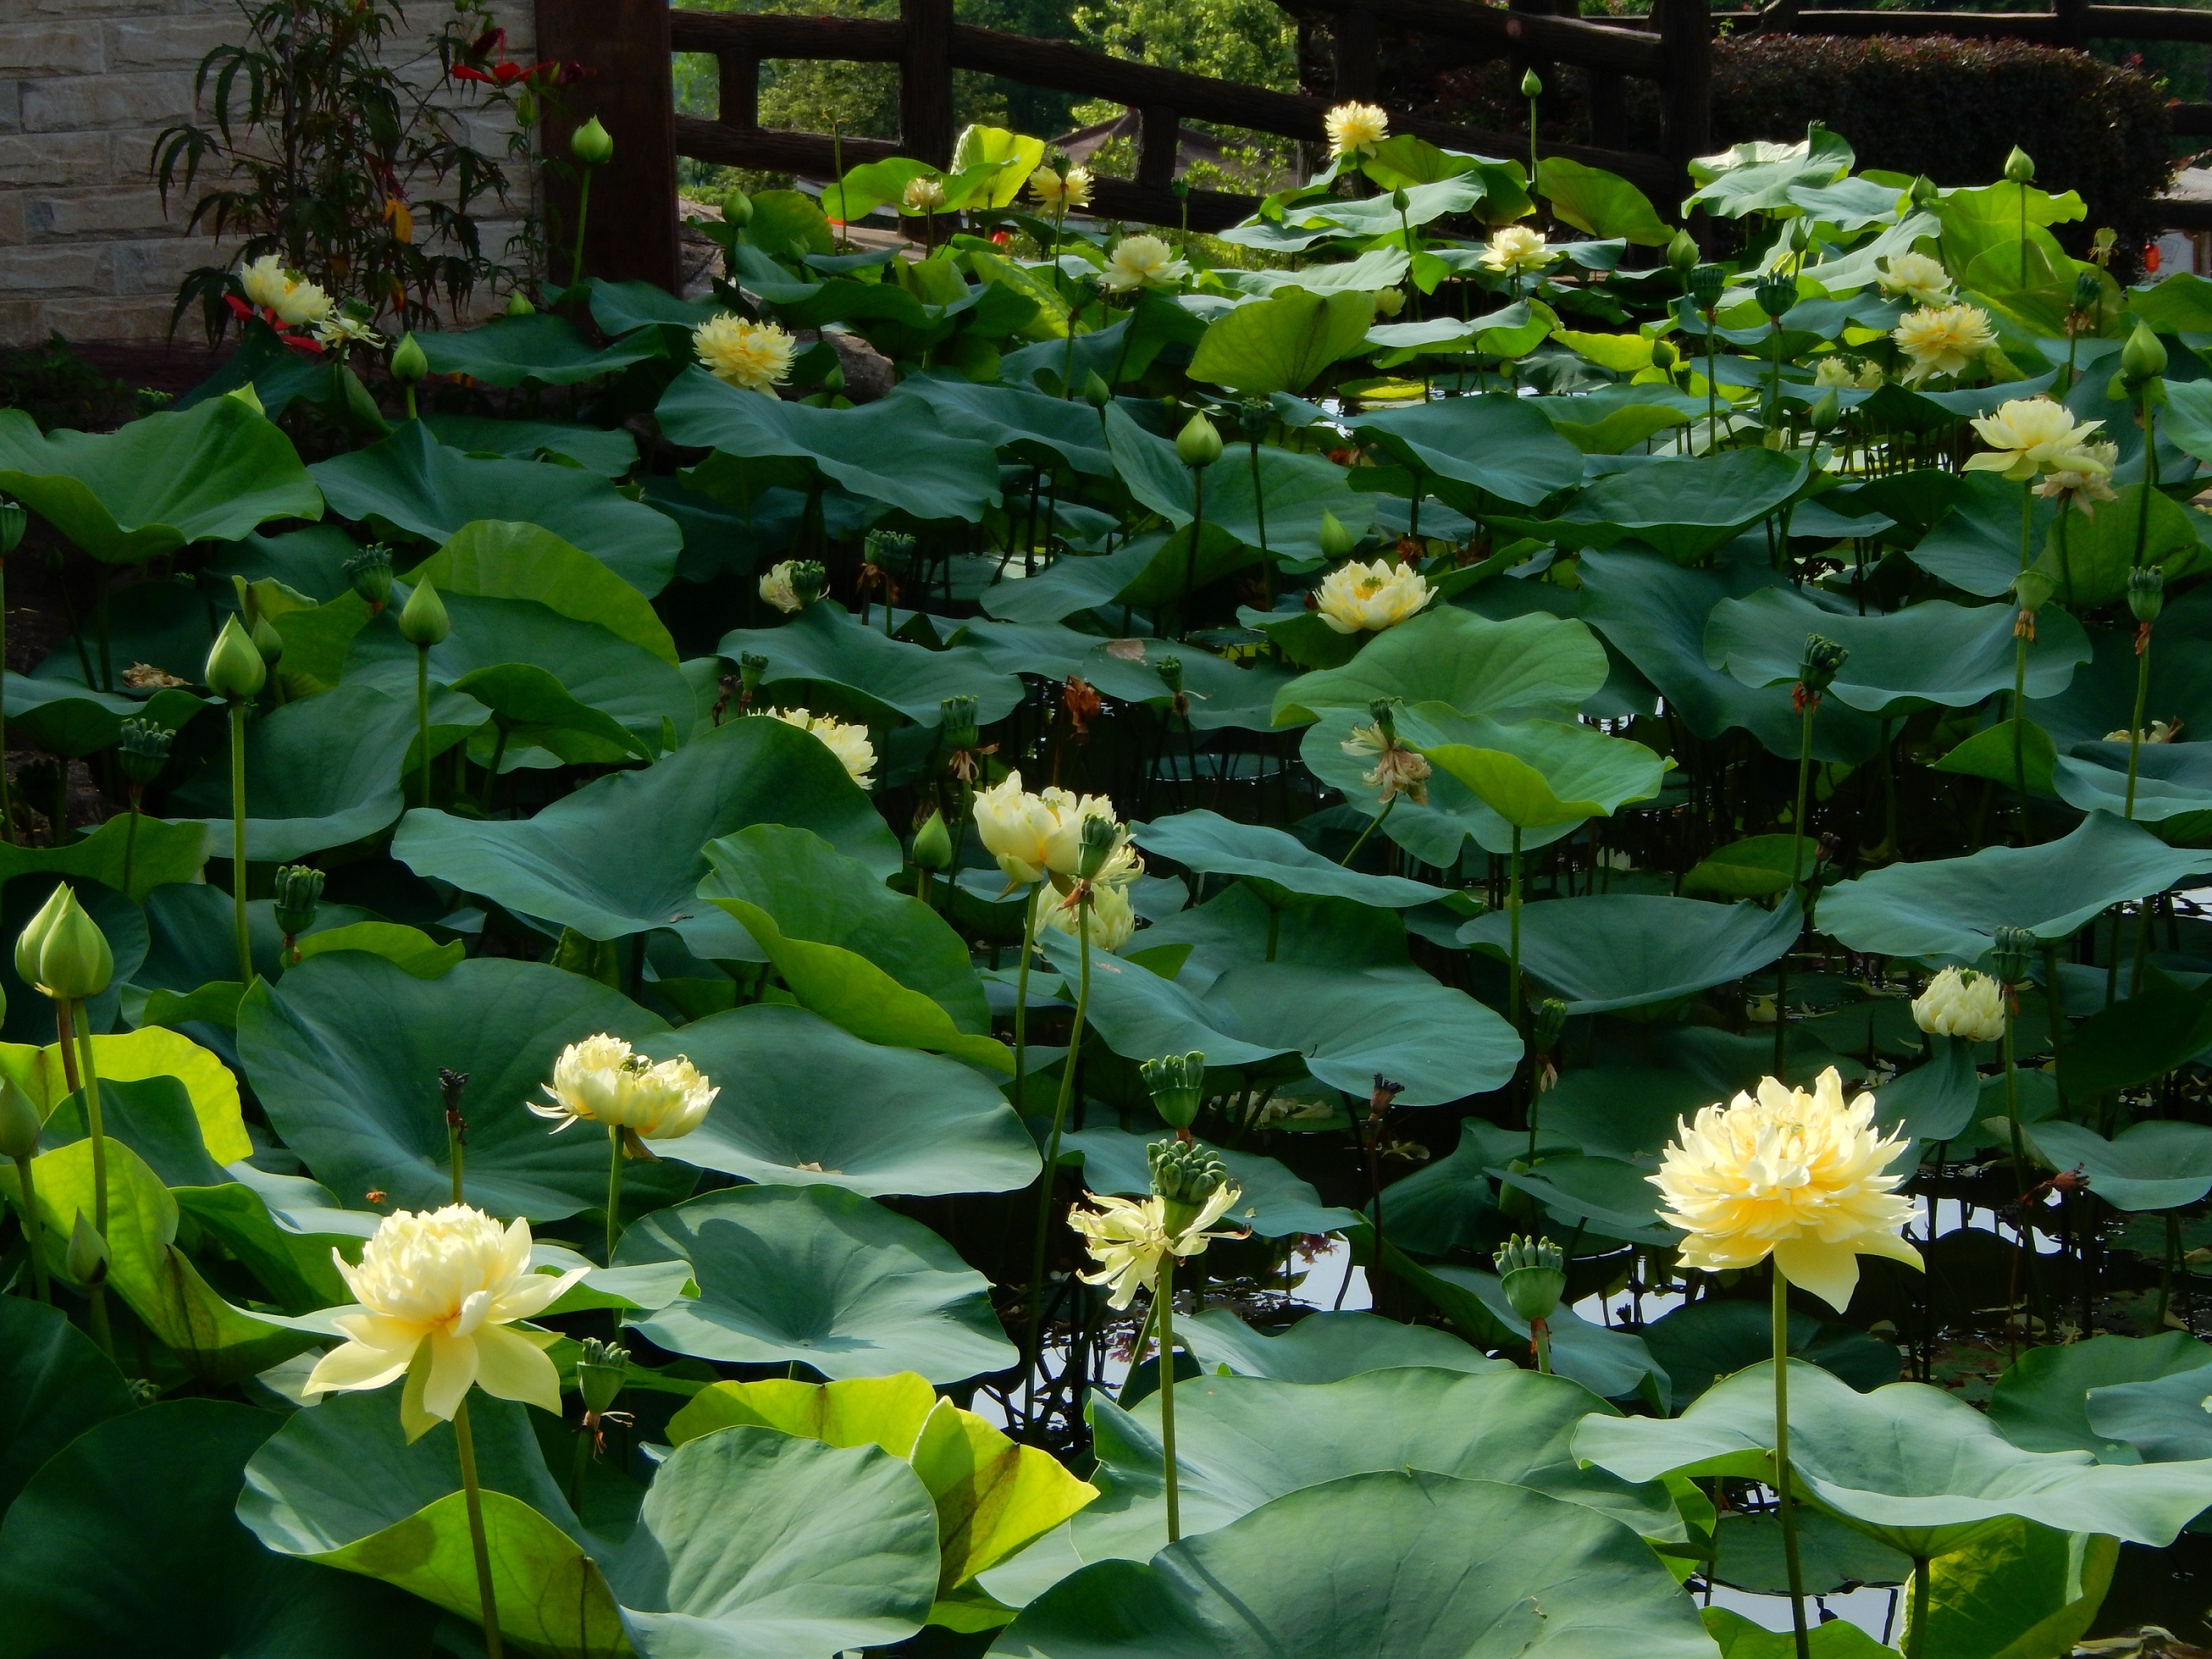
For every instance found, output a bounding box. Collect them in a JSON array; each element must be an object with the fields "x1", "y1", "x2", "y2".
[
  {"x1": 1333, "y1": 9, "x2": 1378, "y2": 101},
  {"x1": 717, "y1": 51, "x2": 761, "y2": 132},
  {"x1": 534, "y1": 0, "x2": 680, "y2": 291},
  {"x1": 1653, "y1": 0, "x2": 1710, "y2": 208},
  {"x1": 900, "y1": 0, "x2": 956, "y2": 166},
  {"x1": 2055, "y1": 0, "x2": 2091, "y2": 47},
  {"x1": 1137, "y1": 104, "x2": 1181, "y2": 188}
]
